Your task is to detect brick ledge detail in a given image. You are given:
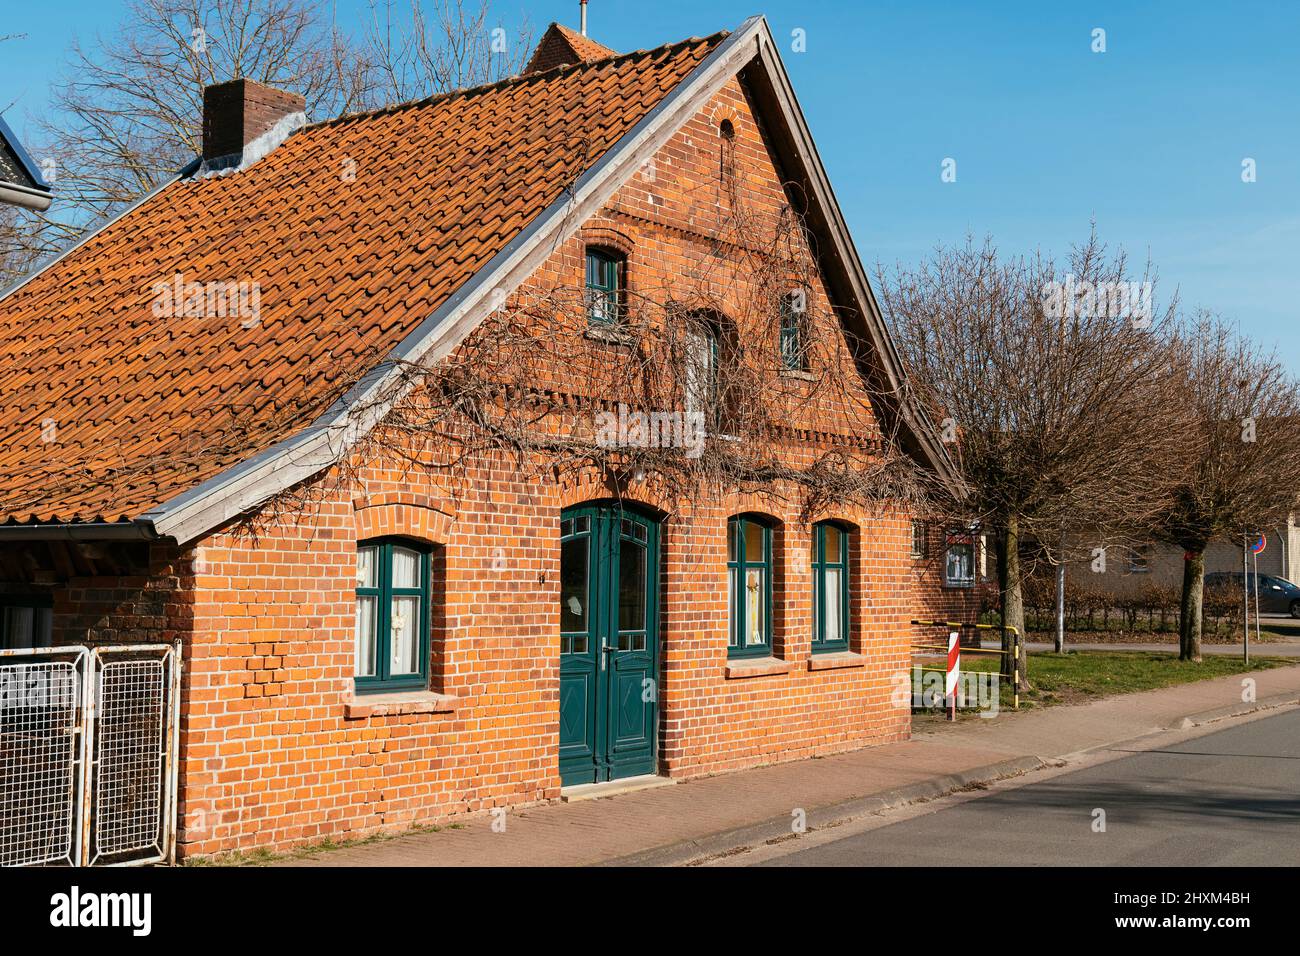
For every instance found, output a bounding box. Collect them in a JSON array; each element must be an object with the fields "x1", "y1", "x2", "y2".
[
  {"x1": 807, "y1": 651, "x2": 867, "y2": 671},
  {"x1": 344, "y1": 690, "x2": 460, "y2": 720},
  {"x1": 724, "y1": 656, "x2": 794, "y2": 679}
]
